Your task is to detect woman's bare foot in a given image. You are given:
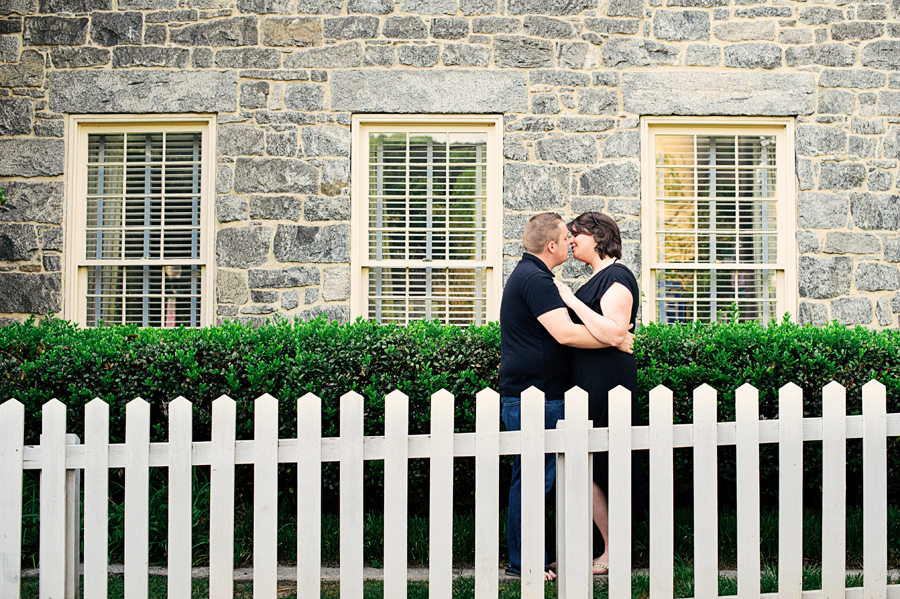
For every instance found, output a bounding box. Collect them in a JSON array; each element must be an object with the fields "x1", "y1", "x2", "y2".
[
  {"x1": 544, "y1": 569, "x2": 557, "y2": 582},
  {"x1": 592, "y1": 554, "x2": 609, "y2": 575}
]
